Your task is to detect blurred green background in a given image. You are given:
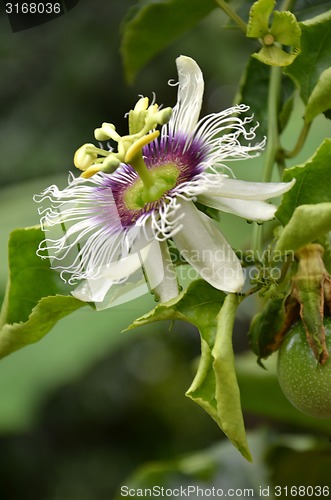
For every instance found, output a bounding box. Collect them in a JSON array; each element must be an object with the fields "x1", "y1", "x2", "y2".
[{"x1": 1, "y1": 1, "x2": 331, "y2": 498}]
